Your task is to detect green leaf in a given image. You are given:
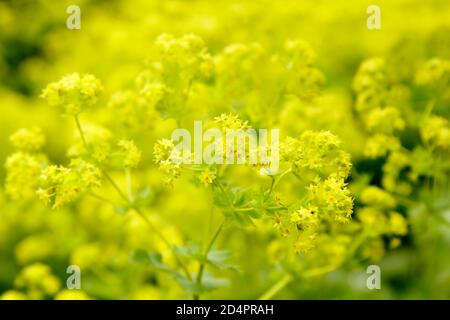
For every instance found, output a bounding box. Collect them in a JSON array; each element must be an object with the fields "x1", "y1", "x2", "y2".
[
  {"x1": 207, "y1": 249, "x2": 240, "y2": 271},
  {"x1": 131, "y1": 249, "x2": 185, "y2": 278},
  {"x1": 201, "y1": 273, "x2": 230, "y2": 291},
  {"x1": 174, "y1": 244, "x2": 239, "y2": 271},
  {"x1": 174, "y1": 243, "x2": 204, "y2": 261},
  {"x1": 130, "y1": 248, "x2": 150, "y2": 264}
]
